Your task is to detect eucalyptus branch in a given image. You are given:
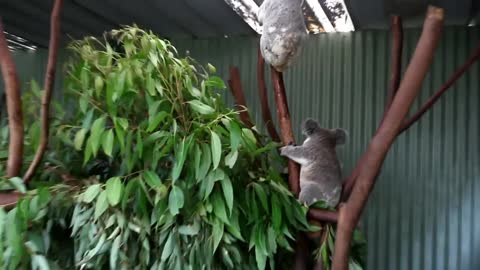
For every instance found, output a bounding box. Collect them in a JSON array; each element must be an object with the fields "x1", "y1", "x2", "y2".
[
  {"x1": 0, "y1": 18, "x2": 23, "y2": 178},
  {"x1": 24, "y1": 0, "x2": 64, "y2": 184}
]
